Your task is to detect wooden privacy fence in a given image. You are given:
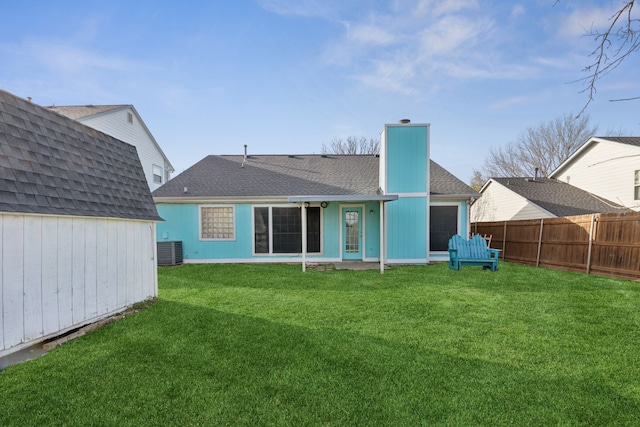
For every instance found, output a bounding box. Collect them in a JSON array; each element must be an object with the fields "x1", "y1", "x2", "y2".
[{"x1": 472, "y1": 212, "x2": 640, "y2": 280}]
